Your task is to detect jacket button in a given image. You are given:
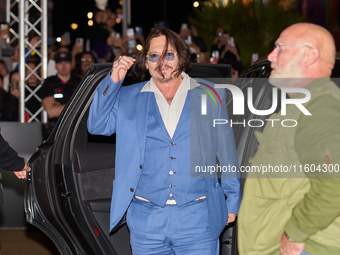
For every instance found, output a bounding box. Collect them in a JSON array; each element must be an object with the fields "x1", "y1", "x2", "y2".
[
  {"x1": 170, "y1": 157, "x2": 174, "y2": 160},
  {"x1": 130, "y1": 188, "x2": 134, "y2": 192},
  {"x1": 139, "y1": 165, "x2": 142, "y2": 169},
  {"x1": 169, "y1": 171, "x2": 174, "y2": 175},
  {"x1": 169, "y1": 184, "x2": 173, "y2": 188},
  {"x1": 170, "y1": 142, "x2": 175, "y2": 146}
]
